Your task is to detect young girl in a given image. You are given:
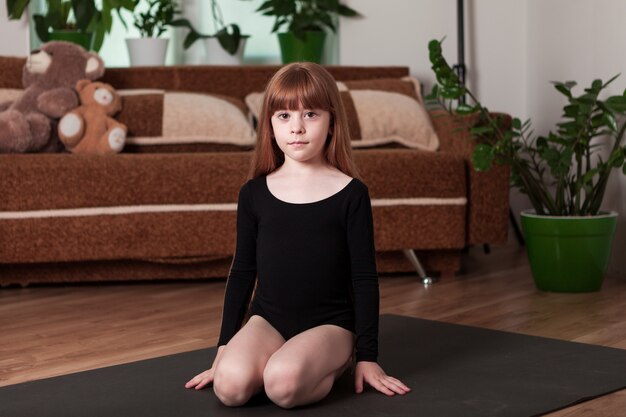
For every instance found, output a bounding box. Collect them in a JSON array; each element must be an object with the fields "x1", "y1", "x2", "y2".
[{"x1": 185, "y1": 62, "x2": 411, "y2": 408}]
